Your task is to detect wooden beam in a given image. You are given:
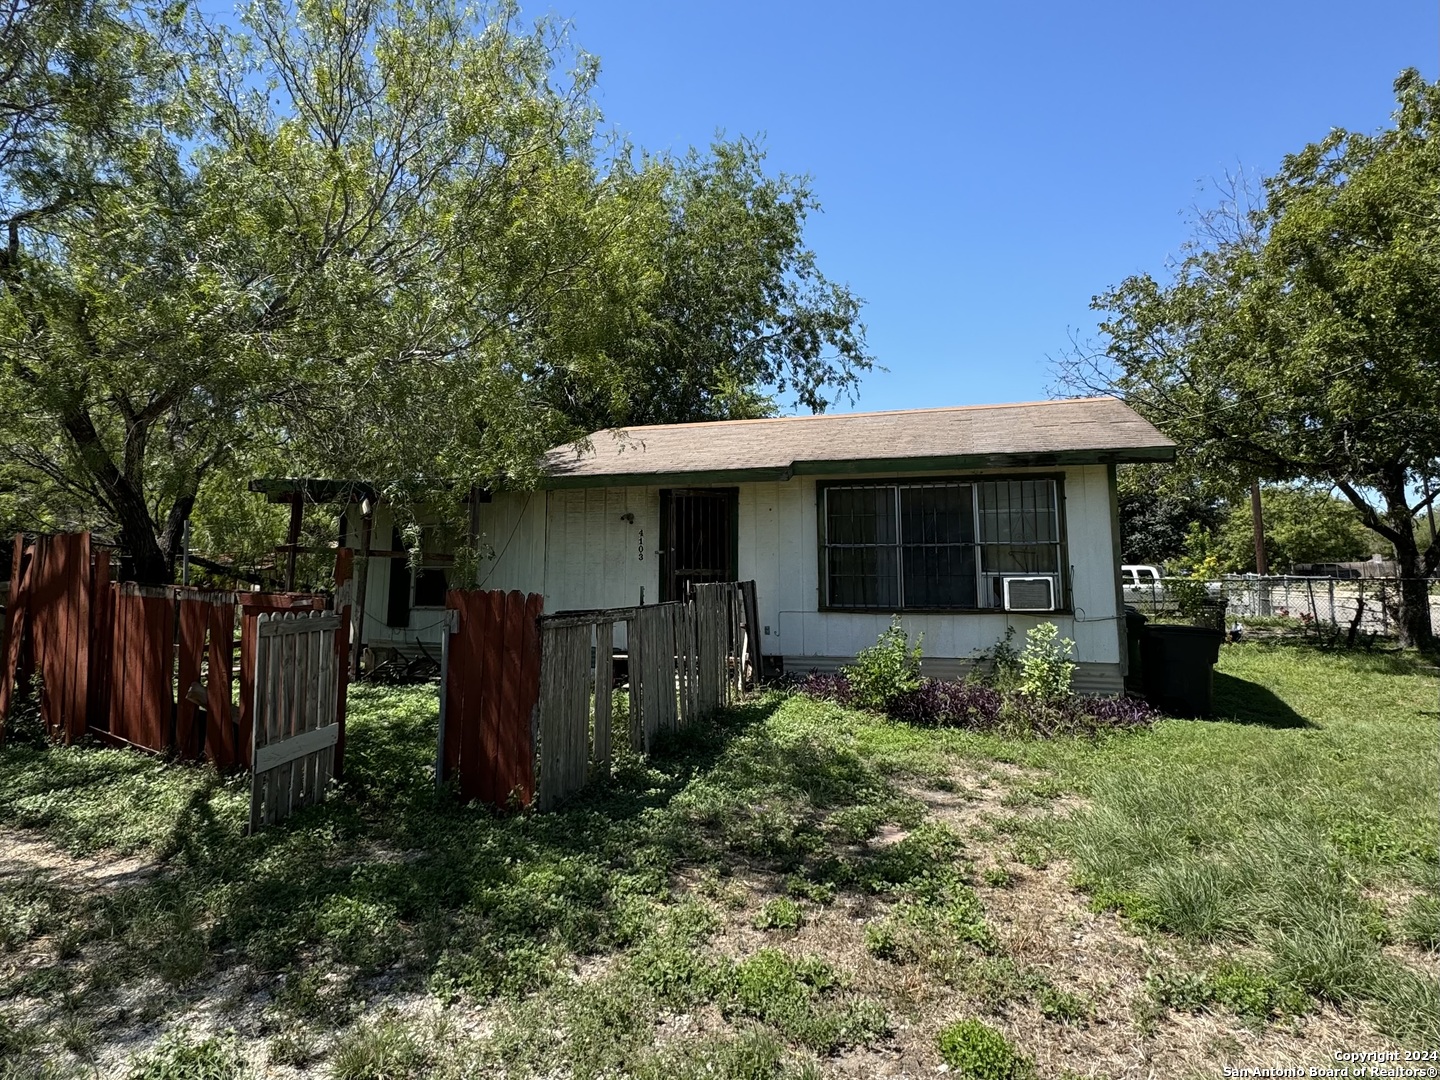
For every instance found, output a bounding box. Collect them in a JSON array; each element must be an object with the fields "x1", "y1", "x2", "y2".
[
  {"x1": 351, "y1": 507, "x2": 373, "y2": 680},
  {"x1": 284, "y1": 497, "x2": 304, "y2": 591}
]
